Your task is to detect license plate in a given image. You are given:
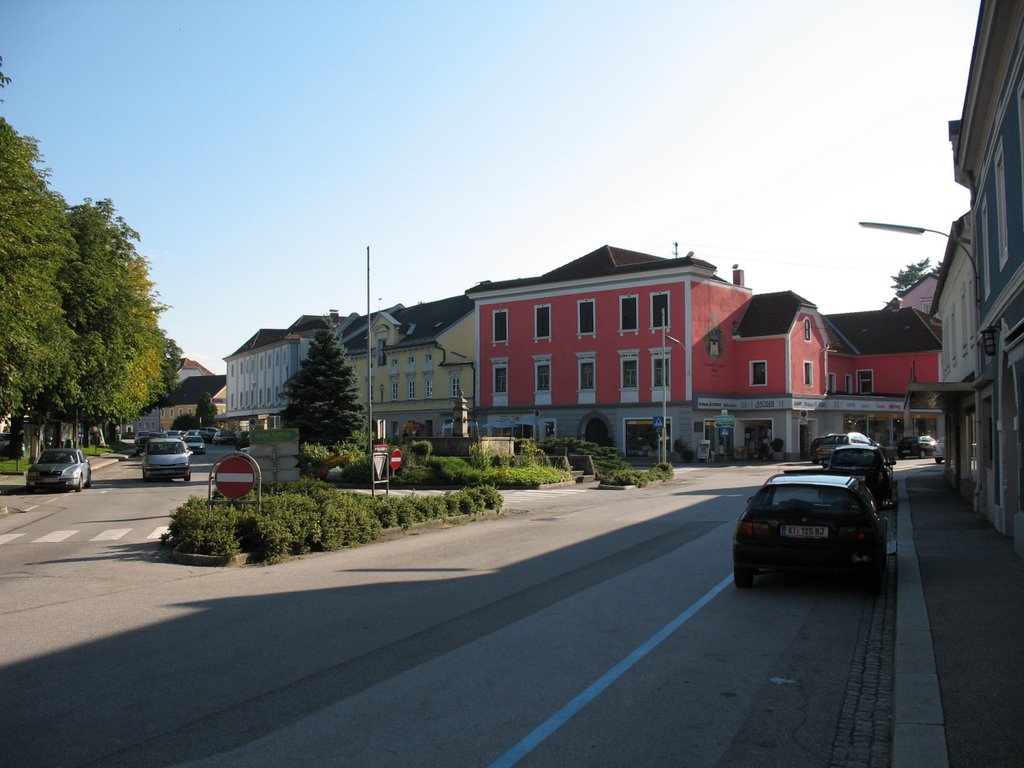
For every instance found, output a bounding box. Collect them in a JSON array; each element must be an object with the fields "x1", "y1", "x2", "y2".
[{"x1": 780, "y1": 525, "x2": 828, "y2": 539}]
